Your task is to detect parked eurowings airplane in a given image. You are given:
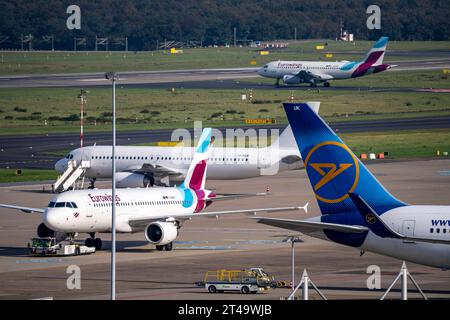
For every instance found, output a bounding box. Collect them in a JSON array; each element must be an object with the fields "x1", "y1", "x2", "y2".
[
  {"x1": 0, "y1": 128, "x2": 306, "y2": 251},
  {"x1": 257, "y1": 37, "x2": 395, "y2": 87},
  {"x1": 255, "y1": 102, "x2": 450, "y2": 269},
  {"x1": 54, "y1": 103, "x2": 319, "y2": 189}
]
